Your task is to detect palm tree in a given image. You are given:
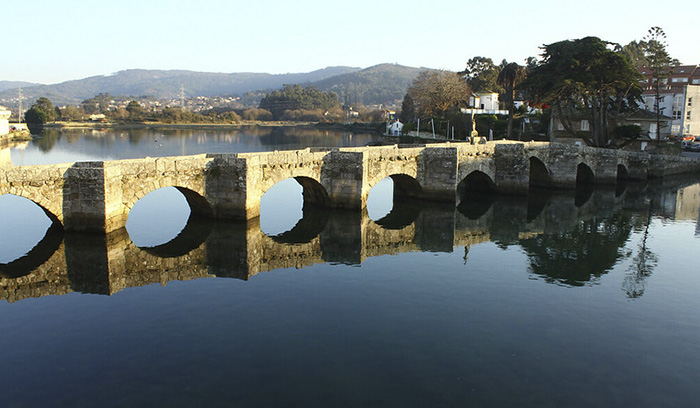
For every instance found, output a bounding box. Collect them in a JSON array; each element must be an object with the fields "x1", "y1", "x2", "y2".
[{"x1": 497, "y1": 62, "x2": 527, "y2": 139}]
